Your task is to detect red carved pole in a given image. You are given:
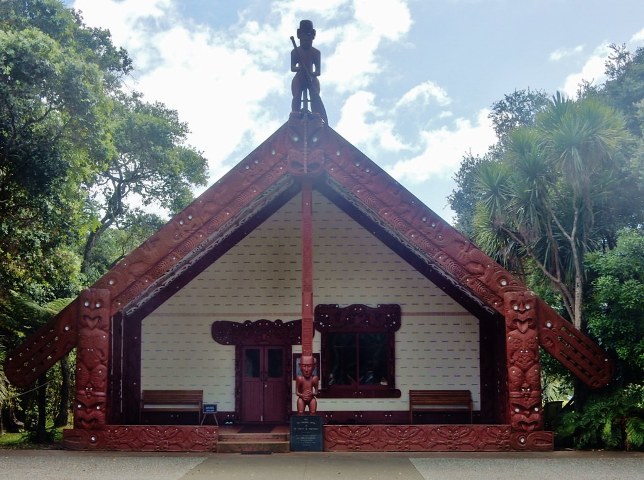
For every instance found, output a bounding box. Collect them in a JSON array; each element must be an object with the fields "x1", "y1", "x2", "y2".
[
  {"x1": 504, "y1": 291, "x2": 547, "y2": 449},
  {"x1": 74, "y1": 289, "x2": 111, "y2": 430},
  {"x1": 301, "y1": 180, "x2": 314, "y2": 357}
]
